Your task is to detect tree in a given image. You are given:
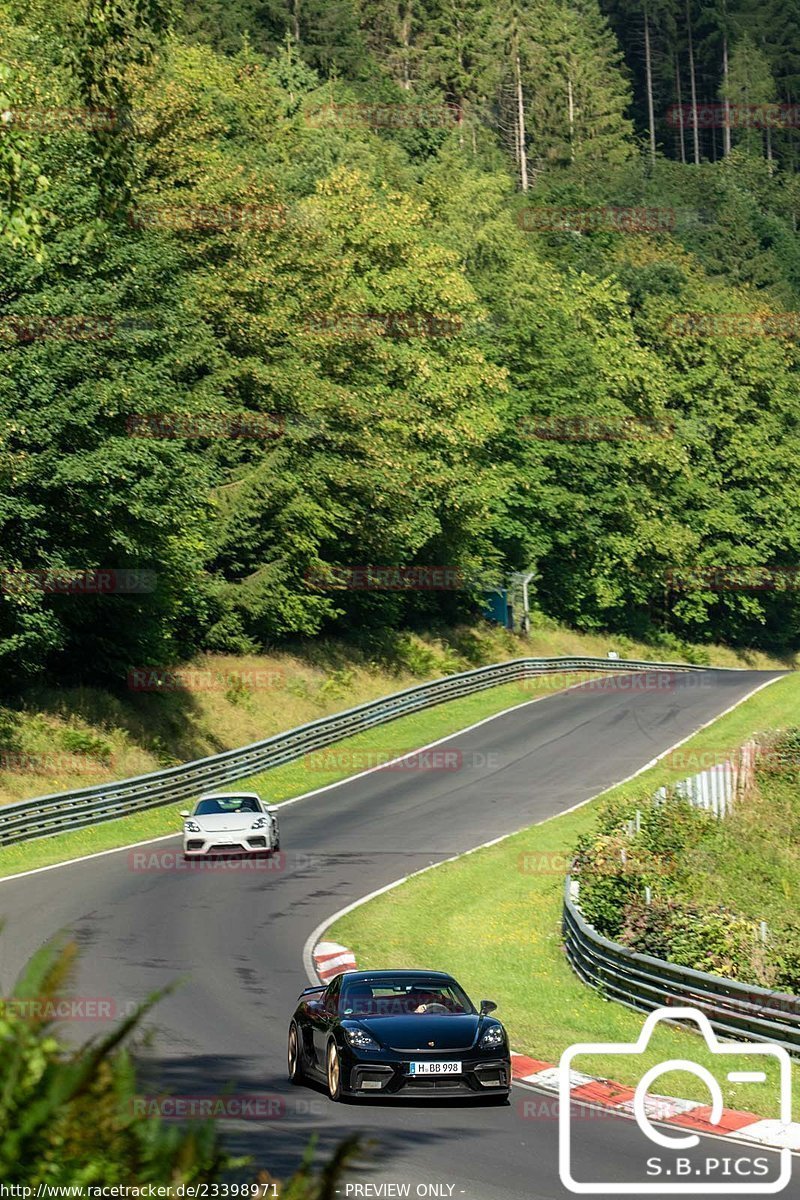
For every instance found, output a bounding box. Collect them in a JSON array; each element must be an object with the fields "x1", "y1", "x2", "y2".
[
  {"x1": 70, "y1": 0, "x2": 174, "y2": 217},
  {"x1": 0, "y1": 62, "x2": 49, "y2": 257},
  {"x1": 721, "y1": 32, "x2": 779, "y2": 159}
]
